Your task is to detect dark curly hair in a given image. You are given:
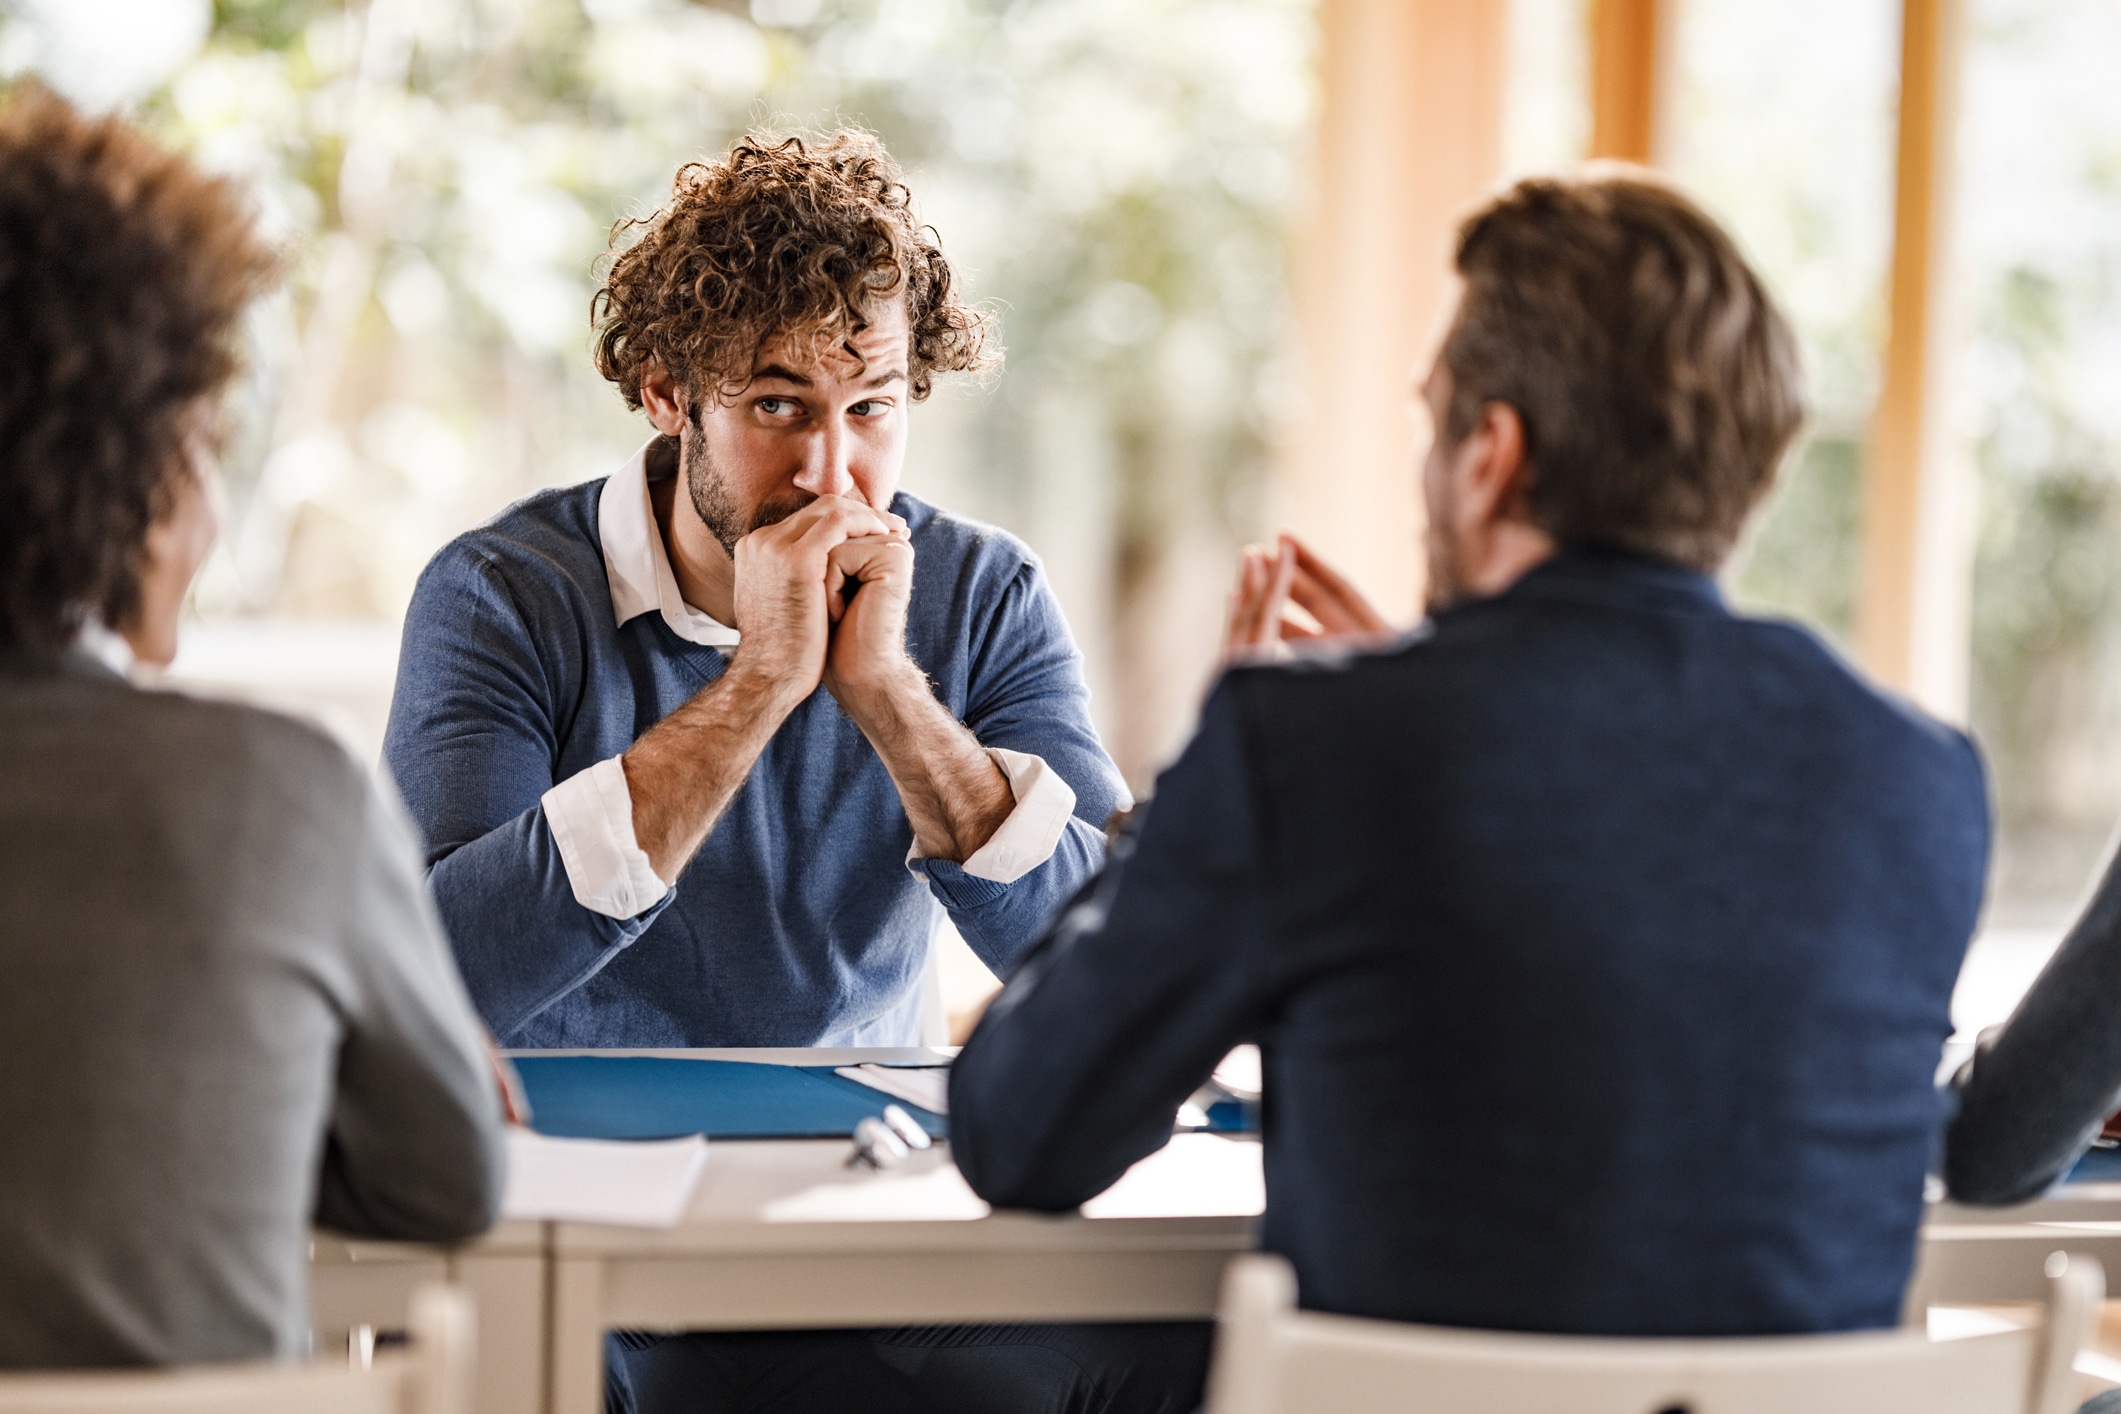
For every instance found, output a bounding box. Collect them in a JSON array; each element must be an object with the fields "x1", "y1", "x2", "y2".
[
  {"x1": 593, "y1": 129, "x2": 995, "y2": 408},
  {"x1": 0, "y1": 82, "x2": 278, "y2": 657}
]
